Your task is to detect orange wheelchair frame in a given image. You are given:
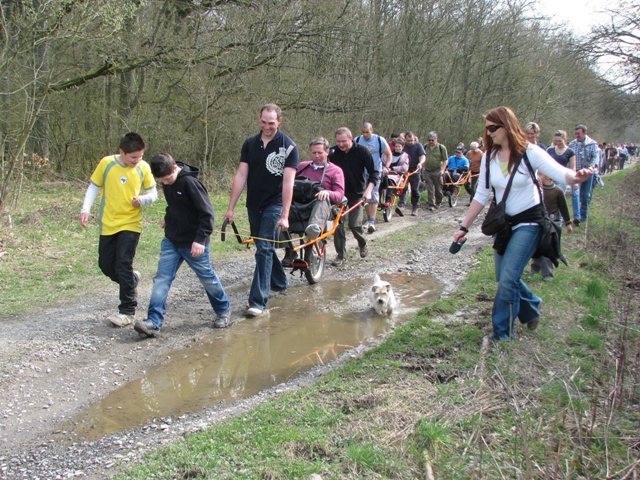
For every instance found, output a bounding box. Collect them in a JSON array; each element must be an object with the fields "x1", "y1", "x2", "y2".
[
  {"x1": 221, "y1": 200, "x2": 363, "y2": 285},
  {"x1": 441, "y1": 170, "x2": 478, "y2": 207},
  {"x1": 378, "y1": 168, "x2": 420, "y2": 221}
]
